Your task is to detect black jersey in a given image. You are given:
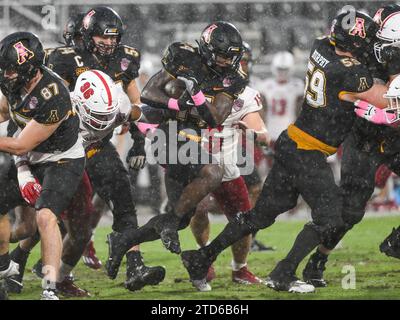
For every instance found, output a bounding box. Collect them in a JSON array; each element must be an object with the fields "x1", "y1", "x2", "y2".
[
  {"x1": 4, "y1": 67, "x2": 79, "y2": 154},
  {"x1": 46, "y1": 45, "x2": 140, "y2": 91},
  {"x1": 162, "y1": 42, "x2": 247, "y2": 102},
  {"x1": 161, "y1": 41, "x2": 247, "y2": 138},
  {"x1": 294, "y1": 37, "x2": 374, "y2": 148}
]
